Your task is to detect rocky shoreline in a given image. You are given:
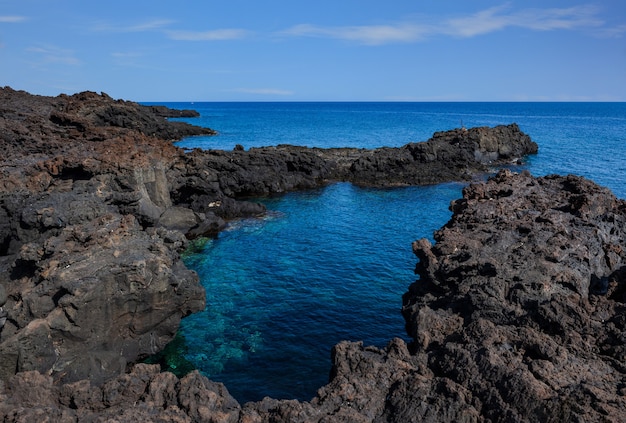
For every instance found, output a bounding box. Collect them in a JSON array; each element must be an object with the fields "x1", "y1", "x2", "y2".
[{"x1": 1, "y1": 88, "x2": 623, "y2": 422}]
